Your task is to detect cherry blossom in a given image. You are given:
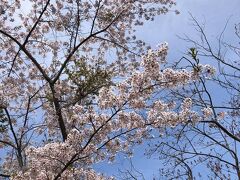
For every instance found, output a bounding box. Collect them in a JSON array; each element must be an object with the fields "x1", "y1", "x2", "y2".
[{"x1": 0, "y1": 0, "x2": 216, "y2": 179}]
